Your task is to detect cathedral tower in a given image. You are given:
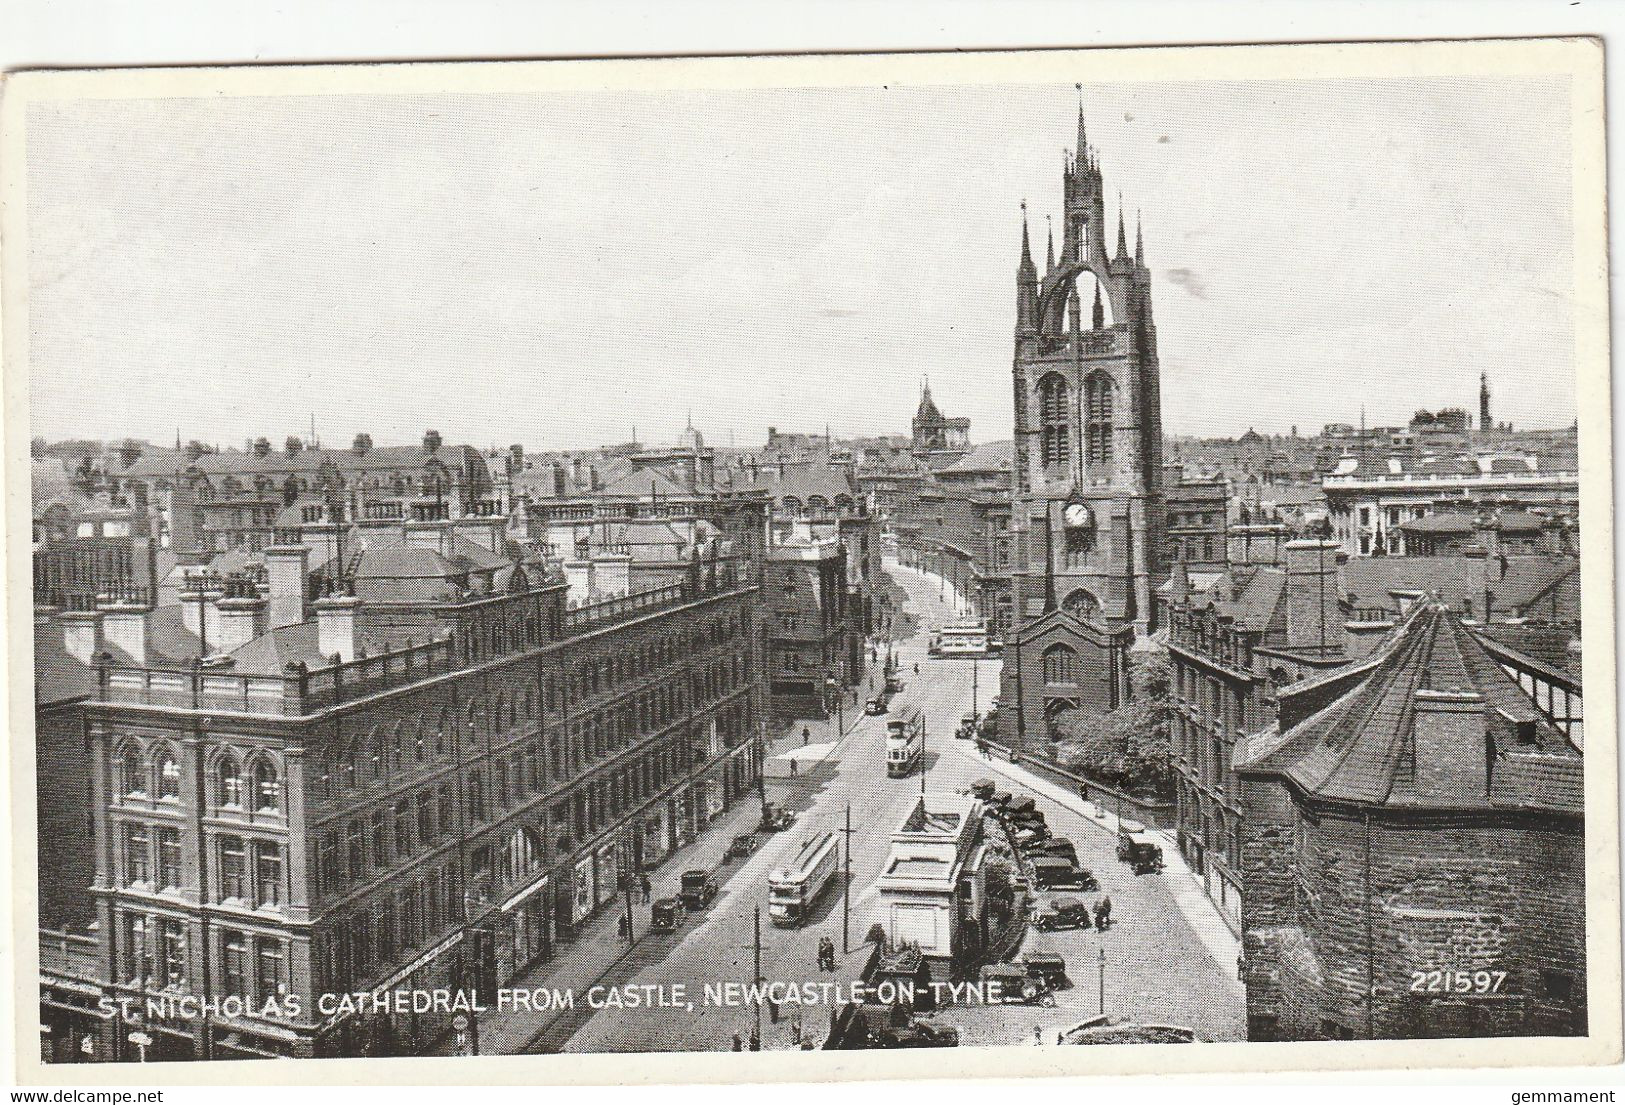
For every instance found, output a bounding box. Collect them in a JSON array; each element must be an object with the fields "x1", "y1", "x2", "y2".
[{"x1": 1002, "y1": 98, "x2": 1166, "y2": 742}]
